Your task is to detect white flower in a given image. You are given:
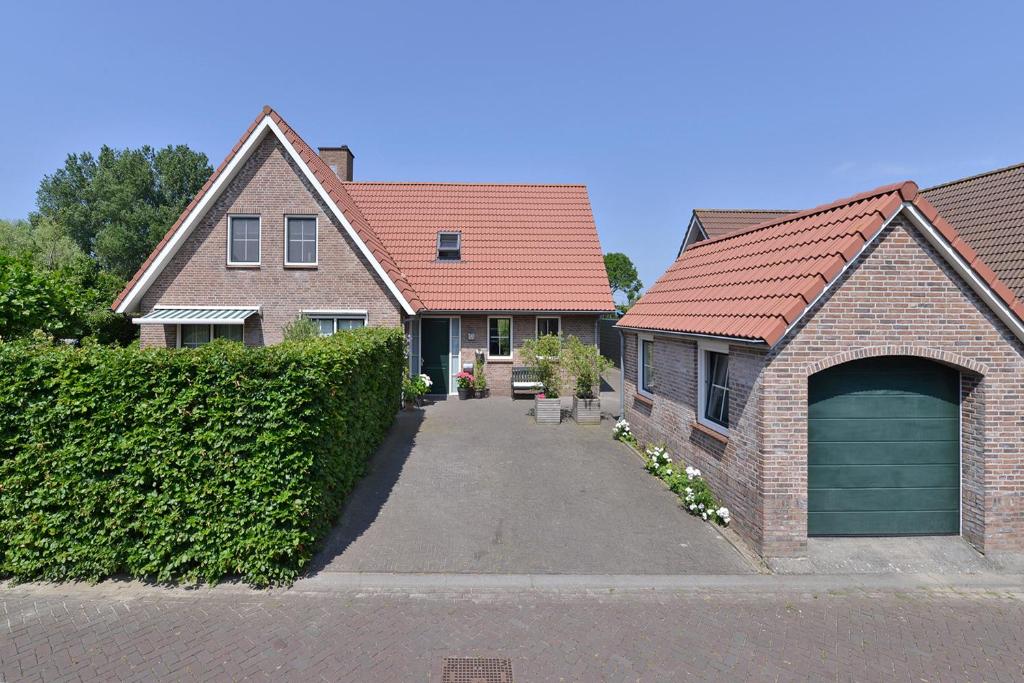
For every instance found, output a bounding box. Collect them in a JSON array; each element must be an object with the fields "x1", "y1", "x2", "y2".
[
  {"x1": 698, "y1": 504, "x2": 705, "y2": 510},
  {"x1": 685, "y1": 487, "x2": 692, "y2": 494},
  {"x1": 665, "y1": 469, "x2": 672, "y2": 475},
  {"x1": 702, "y1": 513, "x2": 708, "y2": 520},
  {"x1": 717, "y1": 507, "x2": 730, "y2": 518},
  {"x1": 689, "y1": 504, "x2": 696, "y2": 511}
]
